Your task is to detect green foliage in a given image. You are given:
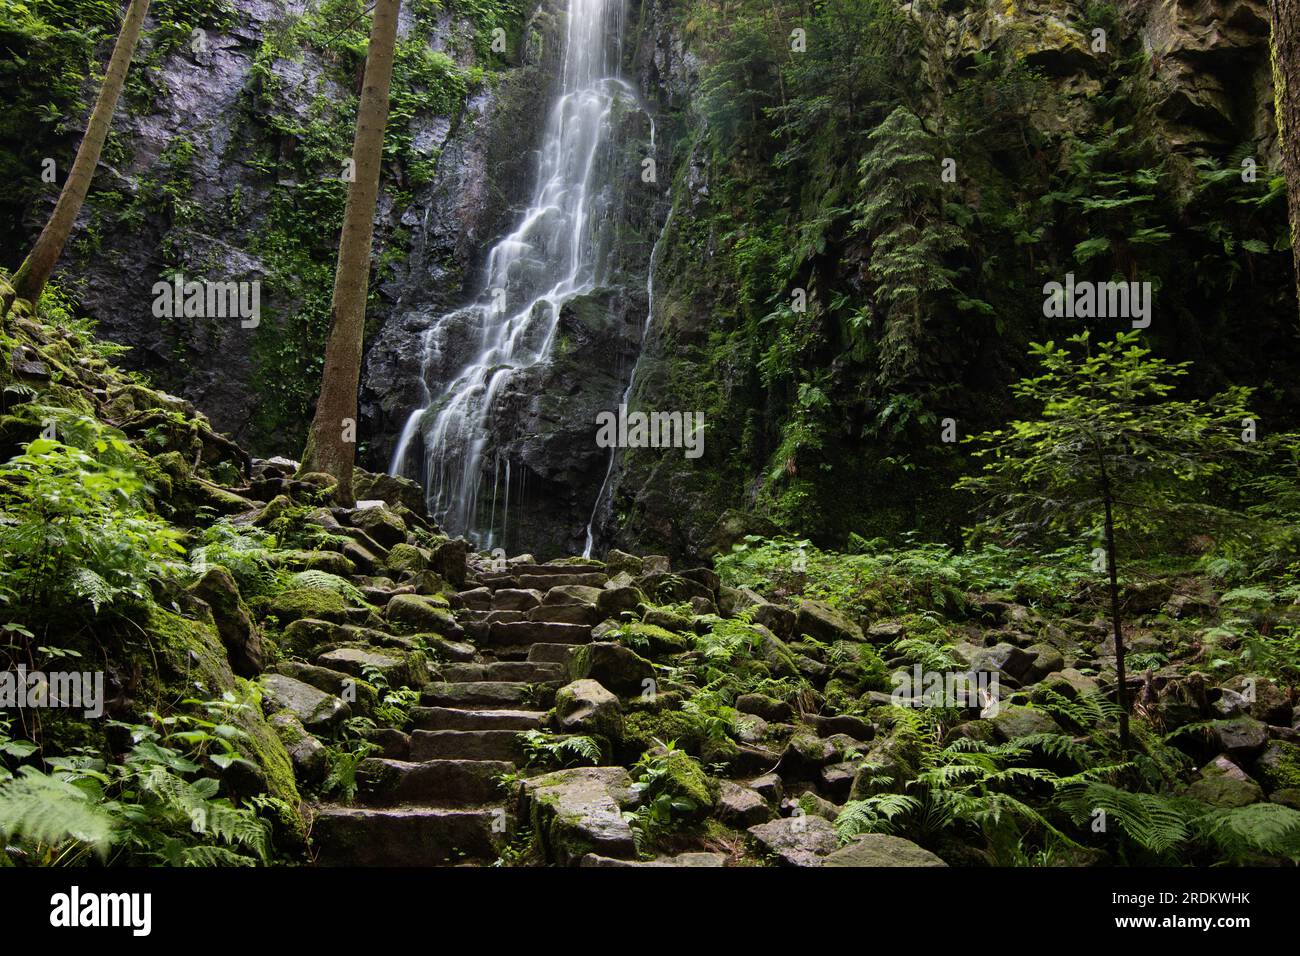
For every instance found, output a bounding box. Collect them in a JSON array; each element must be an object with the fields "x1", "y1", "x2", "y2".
[
  {"x1": 189, "y1": 520, "x2": 278, "y2": 596},
  {"x1": 851, "y1": 106, "x2": 968, "y2": 403},
  {"x1": 716, "y1": 534, "x2": 1090, "y2": 620},
  {"x1": 1058, "y1": 782, "x2": 1300, "y2": 864},
  {"x1": 958, "y1": 332, "x2": 1255, "y2": 555},
  {"x1": 0, "y1": 429, "x2": 184, "y2": 622},
  {"x1": 284, "y1": 569, "x2": 365, "y2": 605},
  {"x1": 517, "y1": 730, "x2": 601, "y2": 769},
  {"x1": 0, "y1": 701, "x2": 280, "y2": 866},
  {"x1": 623, "y1": 740, "x2": 707, "y2": 854}
]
